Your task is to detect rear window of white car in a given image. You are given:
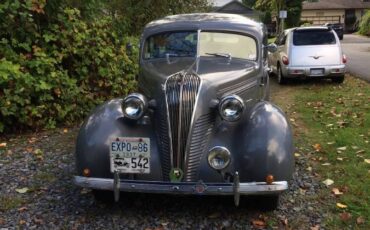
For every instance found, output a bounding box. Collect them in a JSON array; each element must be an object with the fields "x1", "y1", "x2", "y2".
[{"x1": 293, "y1": 29, "x2": 336, "y2": 46}]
